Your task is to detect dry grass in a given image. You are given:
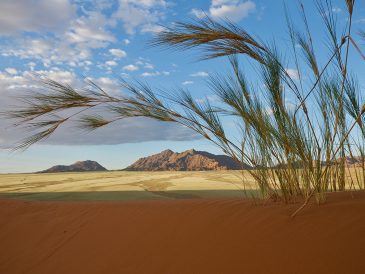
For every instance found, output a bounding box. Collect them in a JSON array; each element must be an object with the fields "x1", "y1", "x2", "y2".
[{"x1": 2, "y1": 1, "x2": 365, "y2": 213}]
